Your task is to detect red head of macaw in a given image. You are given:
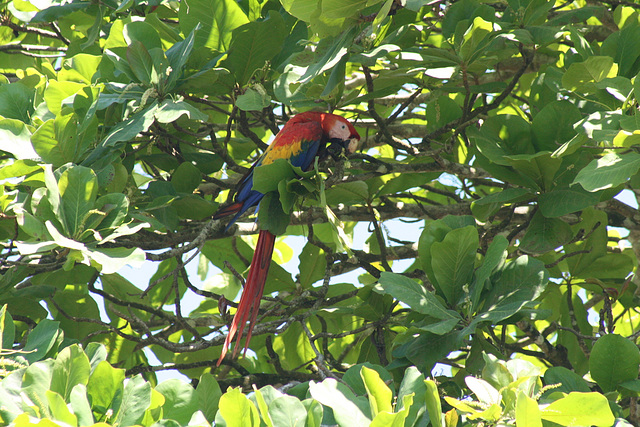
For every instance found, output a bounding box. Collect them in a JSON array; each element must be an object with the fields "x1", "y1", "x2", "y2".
[{"x1": 214, "y1": 112, "x2": 360, "y2": 365}]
